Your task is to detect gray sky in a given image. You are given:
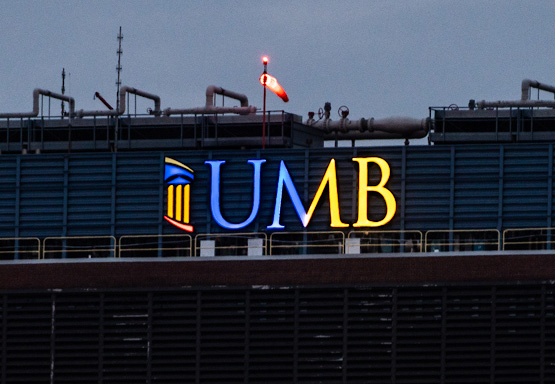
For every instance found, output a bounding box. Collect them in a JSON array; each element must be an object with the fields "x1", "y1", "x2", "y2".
[{"x1": 1, "y1": 1, "x2": 555, "y2": 121}]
